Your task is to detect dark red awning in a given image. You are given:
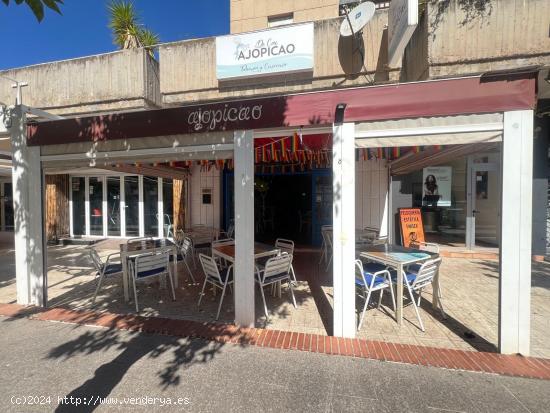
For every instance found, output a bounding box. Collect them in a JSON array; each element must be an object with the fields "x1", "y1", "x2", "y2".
[{"x1": 27, "y1": 73, "x2": 536, "y2": 146}]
